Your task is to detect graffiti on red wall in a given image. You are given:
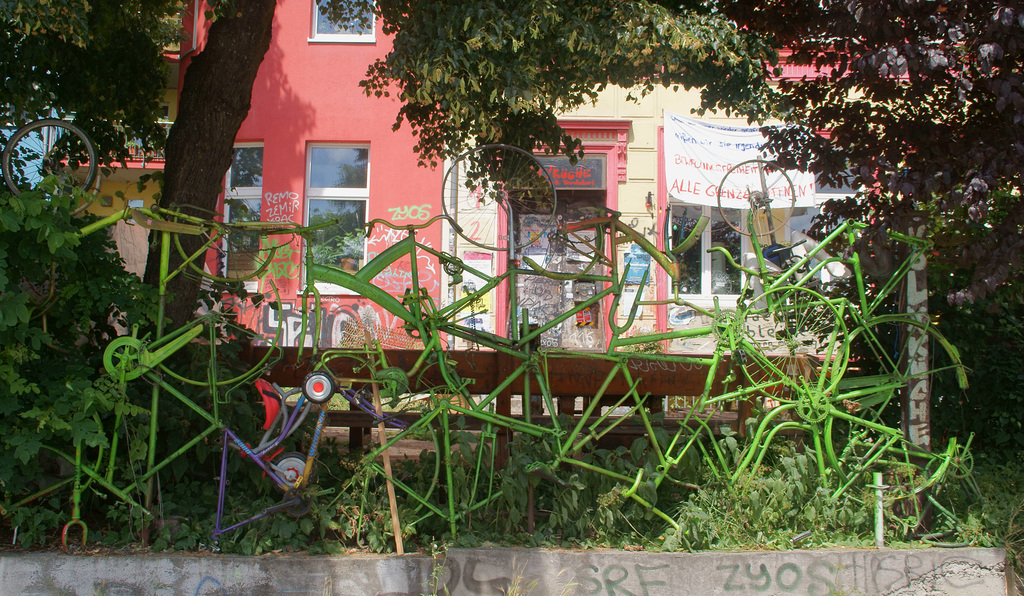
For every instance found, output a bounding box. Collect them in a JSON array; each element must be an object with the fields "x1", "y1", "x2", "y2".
[
  {"x1": 261, "y1": 237, "x2": 300, "y2": 280},
  {"x1": 366, "y1": 225, "x2": 439, "y2": 295},
  {"x1": 386, "y1": 203, "x2": 432, "y2": 222},
  {"x1": 263, "y1": 191, "x2": 300, "y2": 222},
  {"x1": 224, "y1": 294, "x2": 416, "y2": 348}
]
